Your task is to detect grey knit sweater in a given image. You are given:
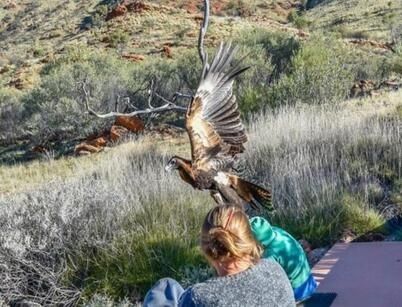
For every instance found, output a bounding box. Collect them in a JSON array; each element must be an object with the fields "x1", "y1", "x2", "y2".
[{"x1": 178, "y1": 259, "x2": 296, "y2": 307}]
